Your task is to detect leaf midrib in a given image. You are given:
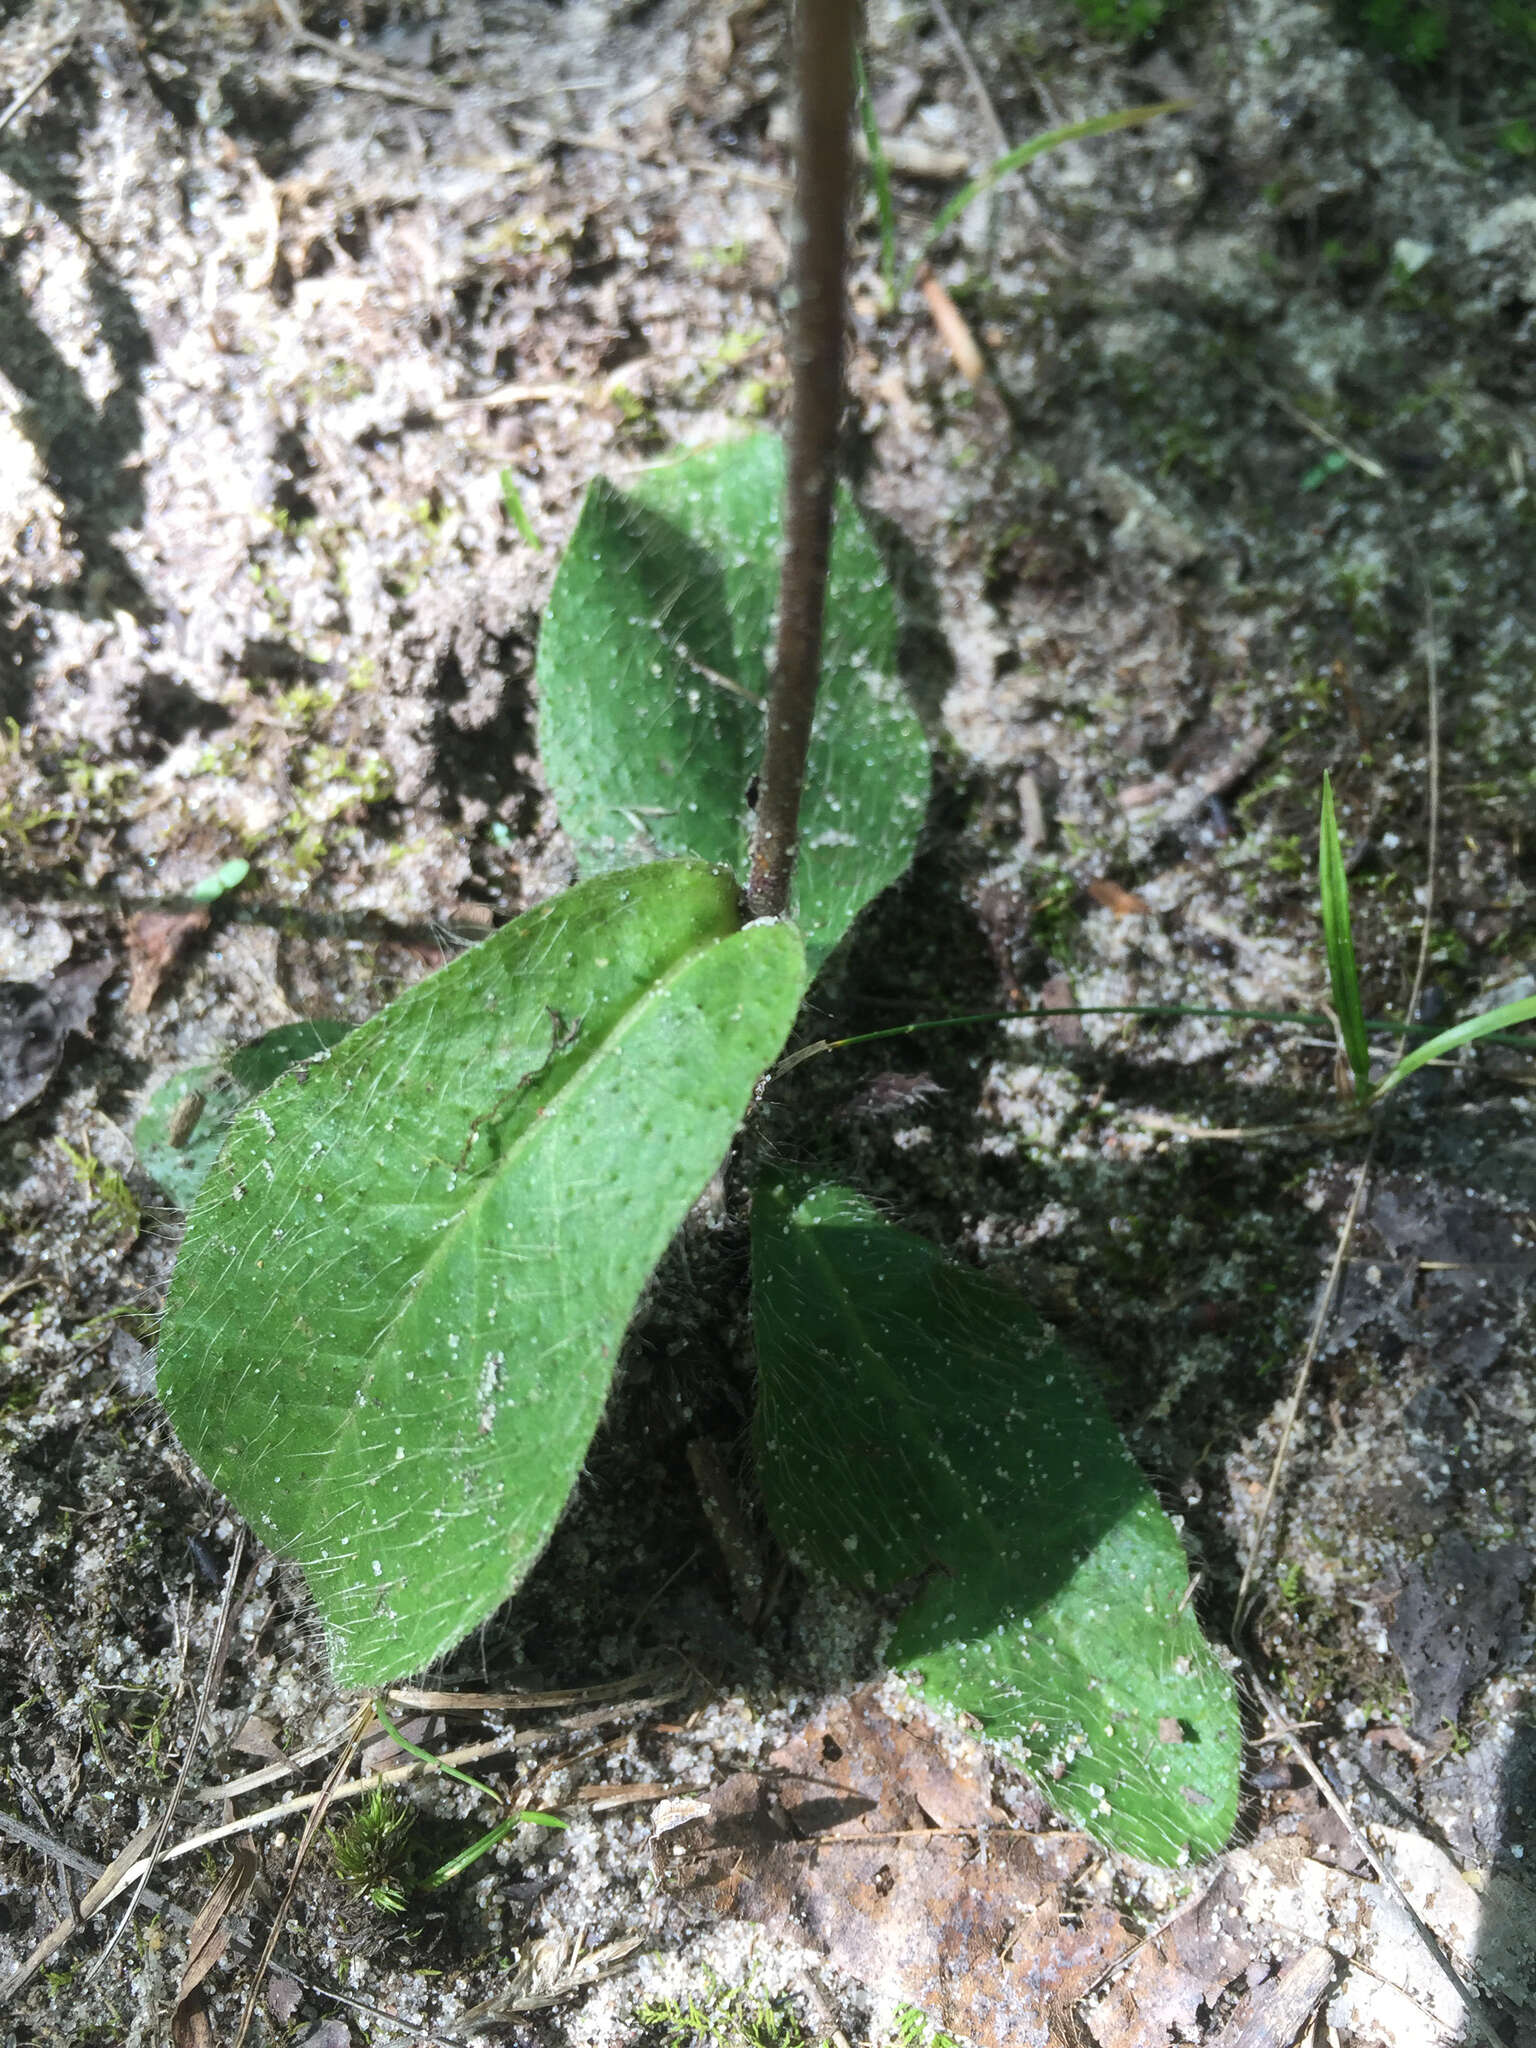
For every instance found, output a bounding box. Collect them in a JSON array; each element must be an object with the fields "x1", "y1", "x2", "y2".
[{"x1": 294, "y1": 918, "x2": 751, "y2": 1476}]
